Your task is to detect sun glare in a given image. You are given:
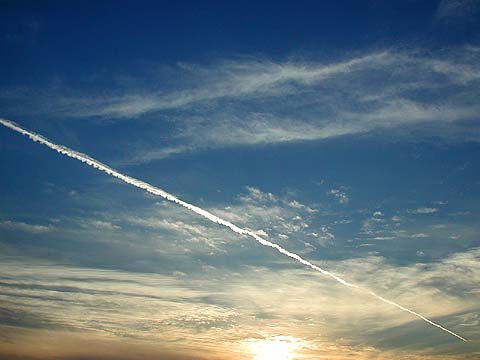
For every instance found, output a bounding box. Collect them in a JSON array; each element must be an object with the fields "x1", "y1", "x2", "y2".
[{"x1": 245, "y1": 336, "x2": 301, "y2": 360}]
